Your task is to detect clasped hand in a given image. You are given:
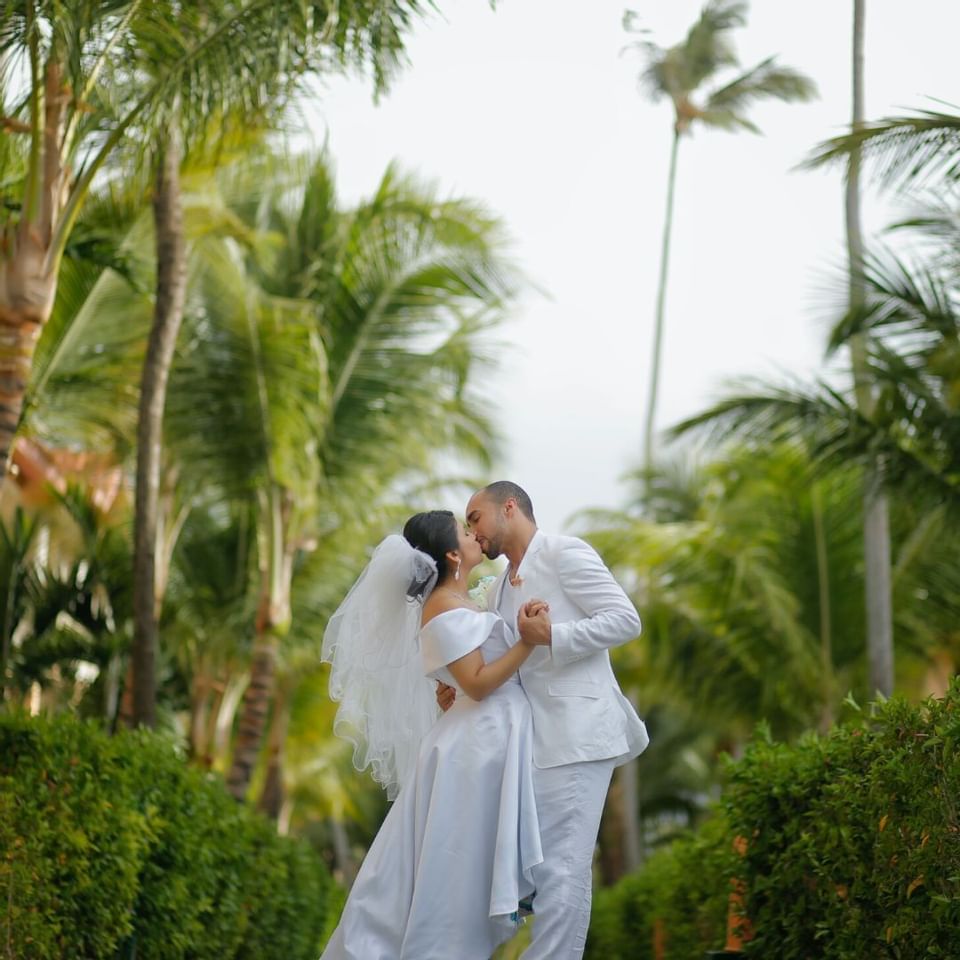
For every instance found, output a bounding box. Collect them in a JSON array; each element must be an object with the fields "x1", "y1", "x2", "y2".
[
  {"x1": 435, "y1": 599, "x2": 551, "y2": 713},
  {"x1": 517, "y1": 598, "x2": 551, "y2": 647}
]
